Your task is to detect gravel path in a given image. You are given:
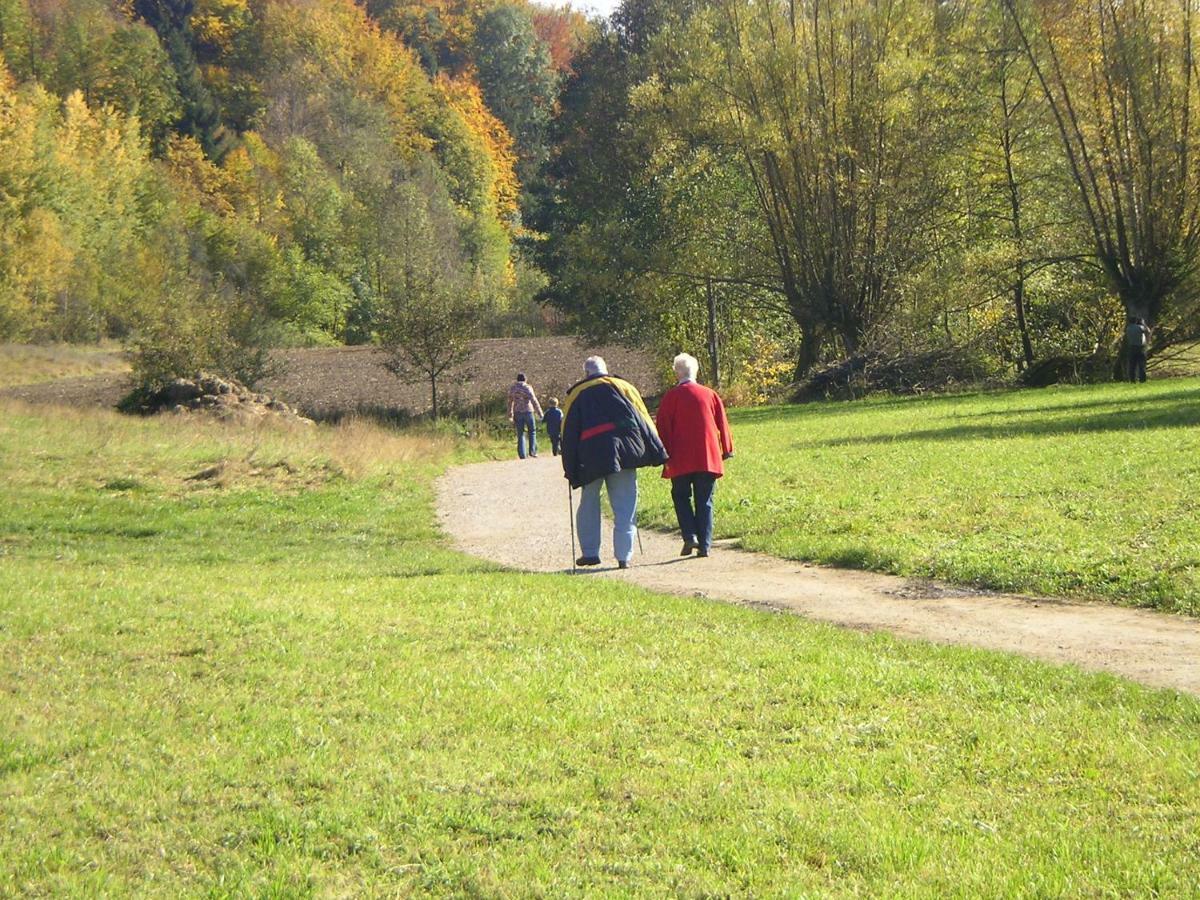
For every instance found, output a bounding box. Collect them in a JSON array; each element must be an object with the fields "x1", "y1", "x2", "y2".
[{"x1": 437, "y1": 456, "x2": 1200, "y2": 696}]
